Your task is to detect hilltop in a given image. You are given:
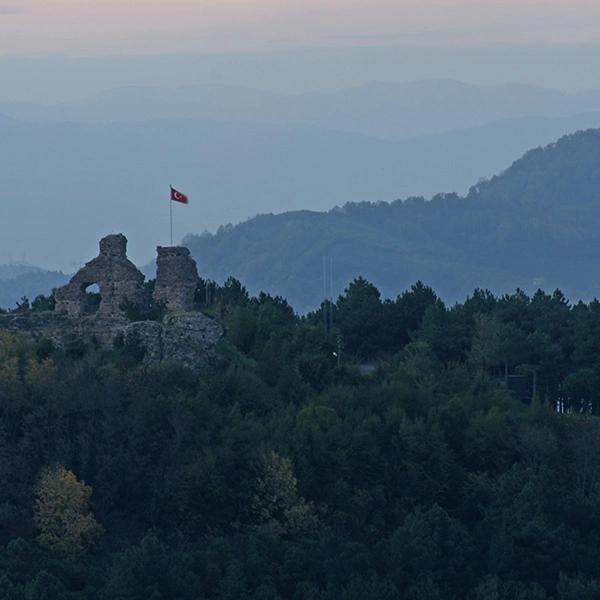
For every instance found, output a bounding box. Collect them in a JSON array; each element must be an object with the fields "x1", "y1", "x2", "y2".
[
  {"x1": 185, "y1": 129, "x2": 600, "y2": 312},
  {"x1": 2, "y1": 264, "x2": 600, "y2": 598}
]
